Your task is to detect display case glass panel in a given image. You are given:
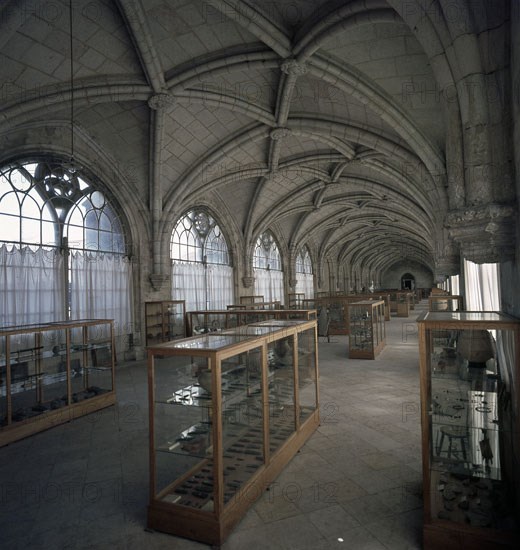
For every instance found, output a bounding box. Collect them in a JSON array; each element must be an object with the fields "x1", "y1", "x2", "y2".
[
  {"x1": 220, "y1": 345, "x2": 265, "y2": 504},
  {"x1": 84, "y1": 323, "x2": 114, "y2": 395},
  {"x1": 302, "y1": 298, "x2": 348, "y2": 334},
  {"x1": 166, "y1": 302, "x2": 186, "y2": 339},
  {"x1": 417, "y1": 312, "x2": 520, "y2": 548},
  {"x1": 0, "y1": 320, "x2": 115, "y2": 446},
  {"x1": 298, "y1": 328, "x2": 318, "y2": 422},
  {"x1": 153, "y1": 352, "x2": 214, "y2": 511},
  {"x1": 267, "y1": 334, "x2": 296, "y2": 454},
  {"x1": 145, "y1": 301, "x2": 186, "y2": 346},
  {"x1": 288, "y1": 293, "x2": 305, "y2": 309},
  {"x1": 348, "y1": 300, "x2": 386, "y2": 359}
]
